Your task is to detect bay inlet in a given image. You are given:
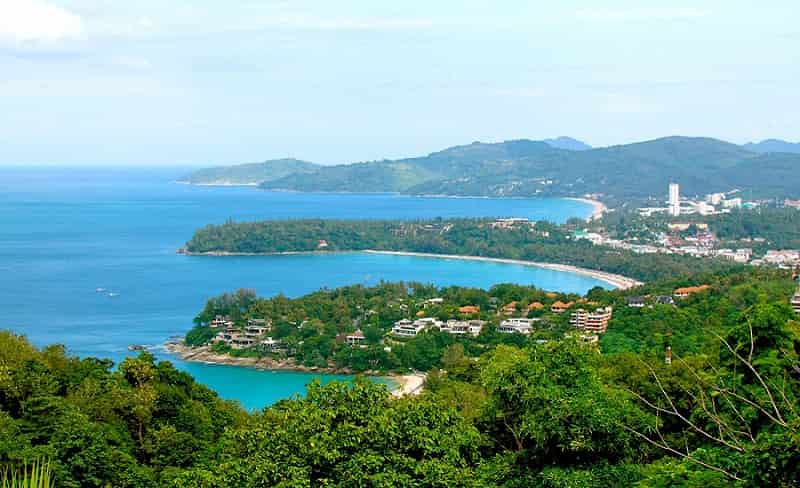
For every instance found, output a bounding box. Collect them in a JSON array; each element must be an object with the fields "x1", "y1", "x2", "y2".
[{"x1": 0, "y1": 166, "x2": 606, "y2": 409}]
